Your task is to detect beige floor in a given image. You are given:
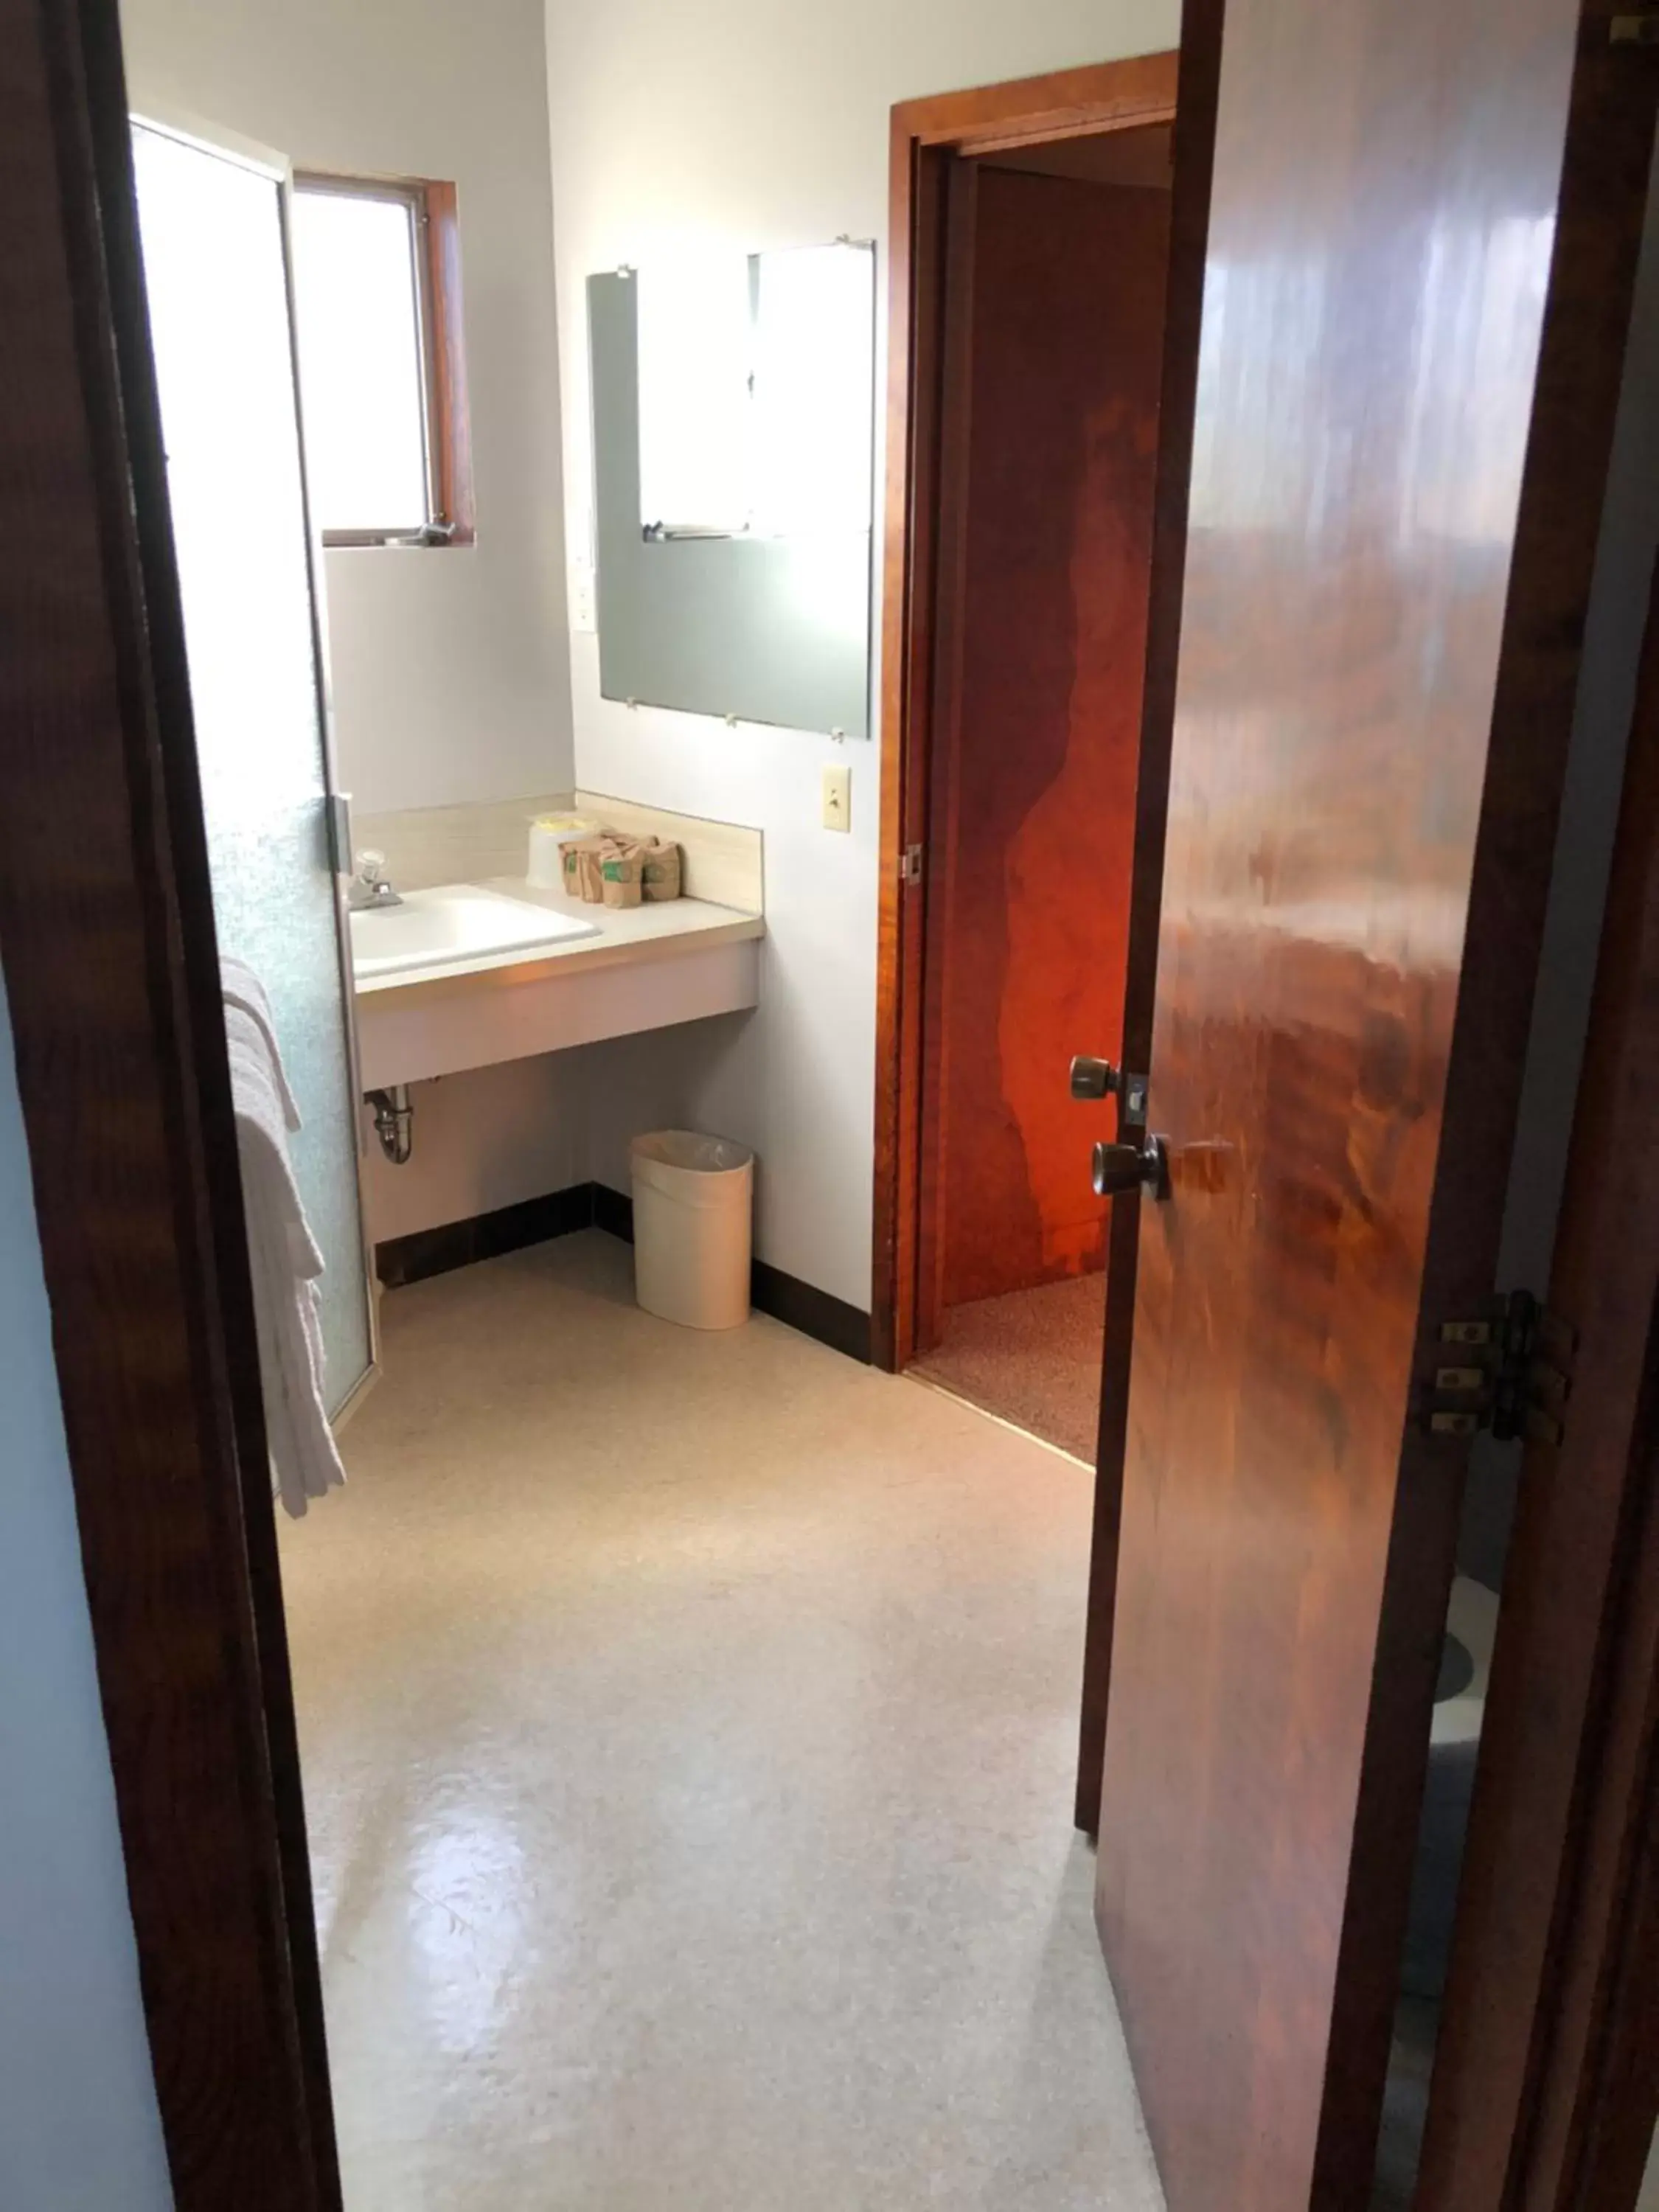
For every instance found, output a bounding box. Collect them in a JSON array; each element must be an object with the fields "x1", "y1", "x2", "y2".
[{"x1": 278, "y1": 1230, "x2": 1164, "y2": 2211}]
